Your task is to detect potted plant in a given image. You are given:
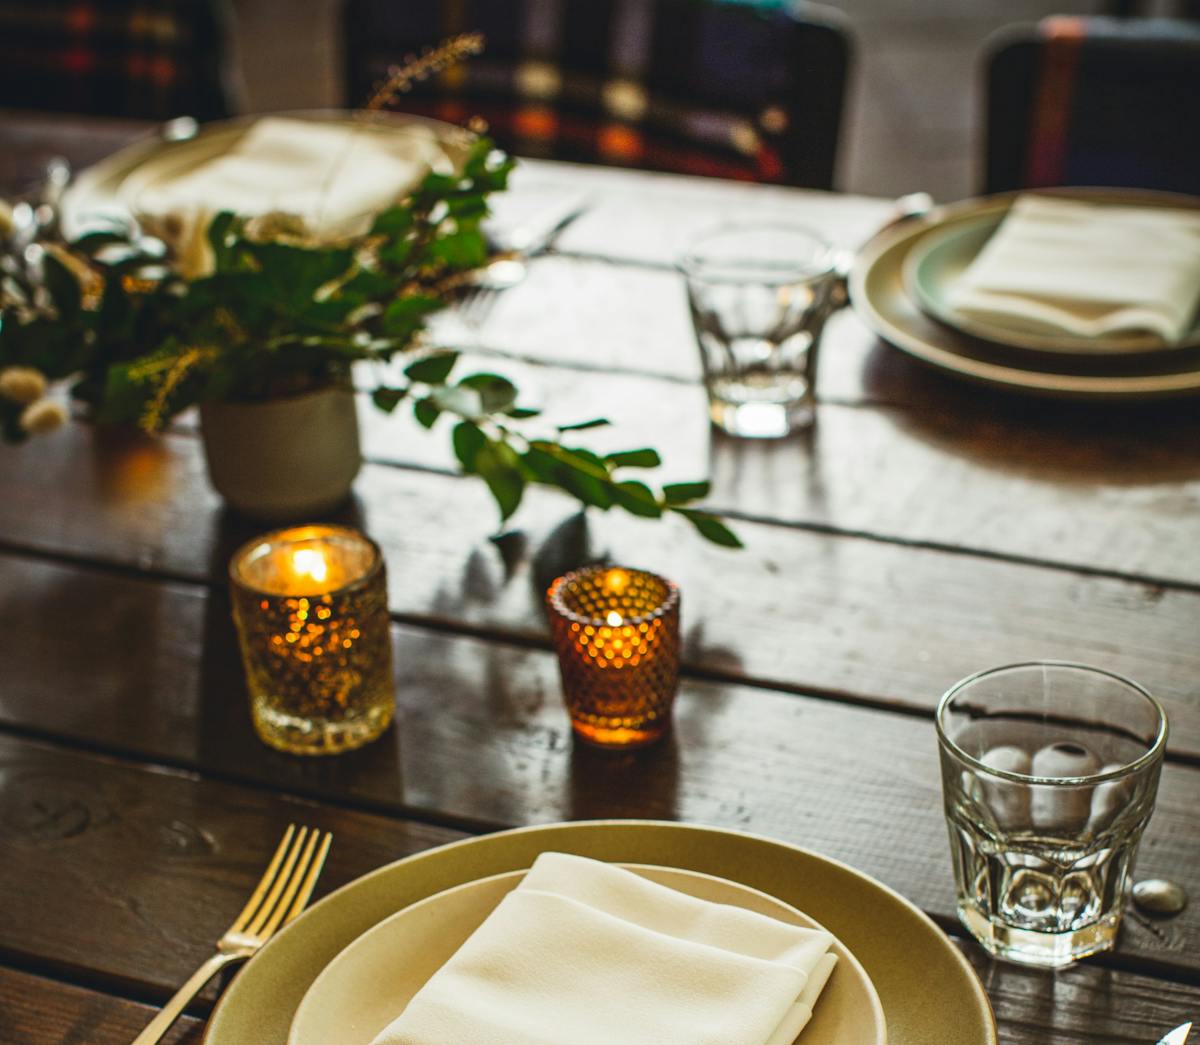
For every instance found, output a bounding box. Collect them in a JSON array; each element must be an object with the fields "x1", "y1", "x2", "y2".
[{"x1": 0, "y1": 137, "x2": 739, "y2": 546}]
